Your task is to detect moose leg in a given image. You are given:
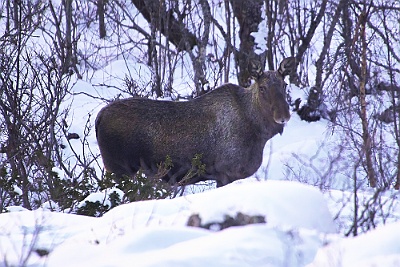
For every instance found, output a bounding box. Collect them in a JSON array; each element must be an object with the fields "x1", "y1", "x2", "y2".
[{"x1": 215, "y1": 174, "x2": 232, "y2": 187}]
